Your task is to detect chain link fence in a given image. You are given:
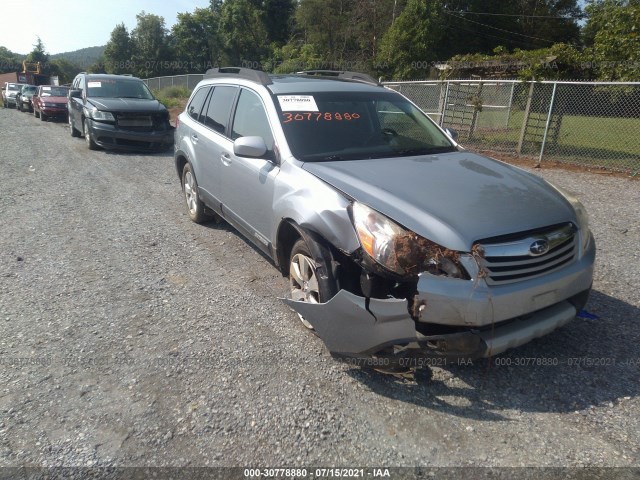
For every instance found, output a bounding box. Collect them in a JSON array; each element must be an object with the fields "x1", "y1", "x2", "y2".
[
  {"x1": 144, "y1": 74, "x2": 639, "y2": 172},
  {"x1": 385, "y1": 79, "x2": 640, "y2": 173},
  {"x1": 143, "y1": 74, "x2": 204, "y2": 92}
]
